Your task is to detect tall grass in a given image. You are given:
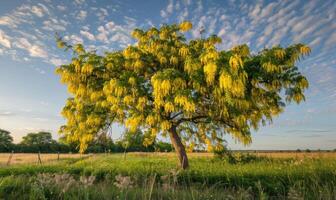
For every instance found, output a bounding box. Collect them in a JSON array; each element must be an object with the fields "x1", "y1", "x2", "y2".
[{"x1": 0, "y1": 153, "x2": 335, "y2": 199}]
